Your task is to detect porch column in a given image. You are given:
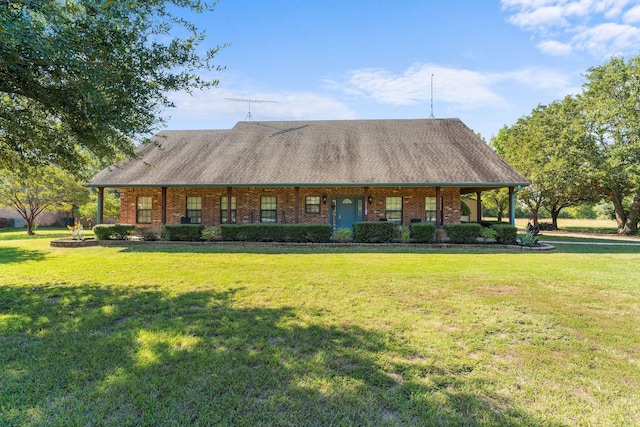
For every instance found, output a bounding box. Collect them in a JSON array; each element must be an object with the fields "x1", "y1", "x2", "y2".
[
  {"x1": 294, "y1": 187, "x2": 300, "y2": 224},
  {"x1": 509, "y1": 186, "x2": 515, "y2": 226},
  {"x1": 97, "y1": 187, "x2": 104, "y2": 225},
  {"x1": 363, "y1": 186, "x2": 369, "y2": 218},
  {"x1": 476, "y1": 191, "x2": 482, "y2": 223},
  {"x1": 435, "y1": 186, "x2": 442, "y2": 226},
  {"x1": 161, "y1": 187, "x2": 167, "y2": 225},
  {"x1": 227, "y1": 187, "x2": 233, "y2": 224}
]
